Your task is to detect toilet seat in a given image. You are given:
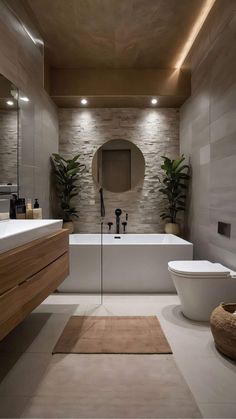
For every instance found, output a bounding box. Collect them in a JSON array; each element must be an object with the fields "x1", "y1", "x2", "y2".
[{"x1": 168, "y1": 260, "x2": 231, "y2": 278}]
